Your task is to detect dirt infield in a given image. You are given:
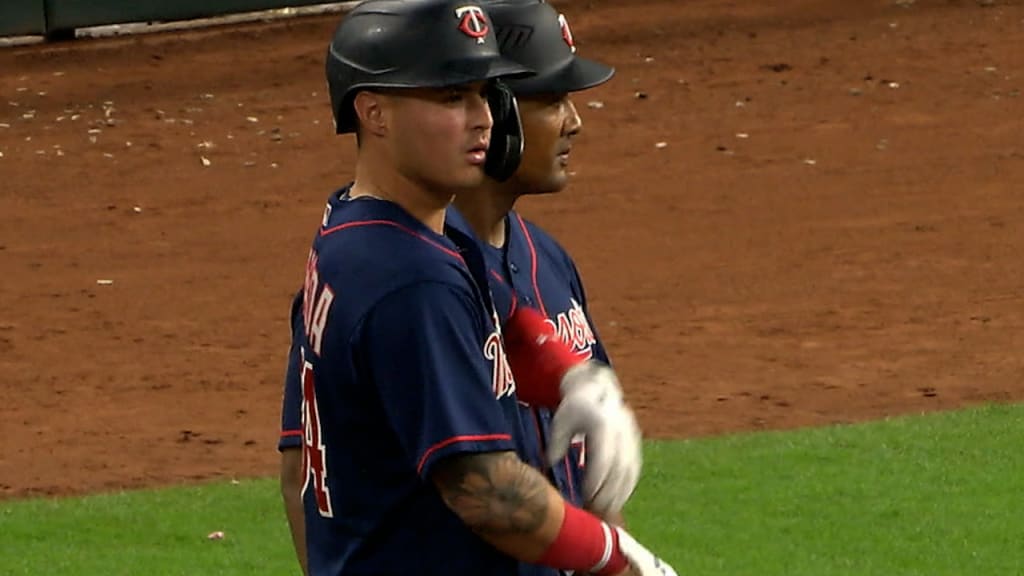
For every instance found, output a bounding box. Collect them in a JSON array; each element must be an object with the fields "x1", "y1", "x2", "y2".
[{"x1": 2, "y1": 0, "x2": 1022, "y2": 499}]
